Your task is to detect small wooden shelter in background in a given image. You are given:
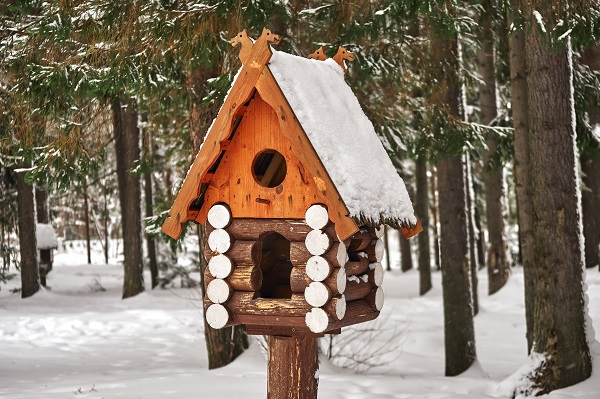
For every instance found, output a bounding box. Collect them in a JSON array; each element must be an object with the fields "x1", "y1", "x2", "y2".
[
  {"x1": 162, "y1": 28, "x2": 420, "y2": 399},
  {"x1": 36, "y1": 223, "x2": 58, "y2": 287}
]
